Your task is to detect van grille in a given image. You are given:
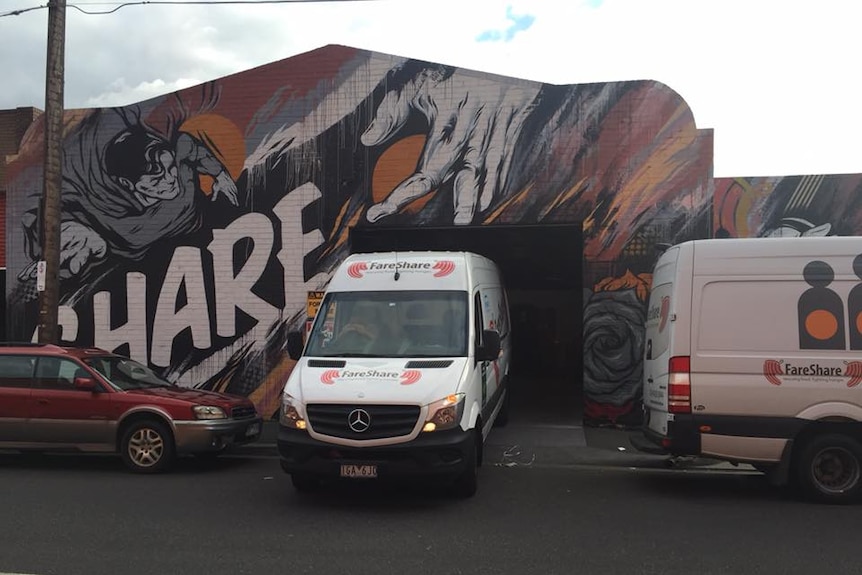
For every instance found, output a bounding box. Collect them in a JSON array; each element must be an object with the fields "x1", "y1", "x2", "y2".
[
  {"x1": 231, "y1": 406, "x2": 257, "y2": 420},
  {"x1": 308, "y1": 359, "x2": 347, "y2": 368},
  {"x1": 306, "y1": 404, "x2": 420, "y2": 440},
  {"x1": 405, "y1": 360, "x2": 453, "y2": 369}
]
